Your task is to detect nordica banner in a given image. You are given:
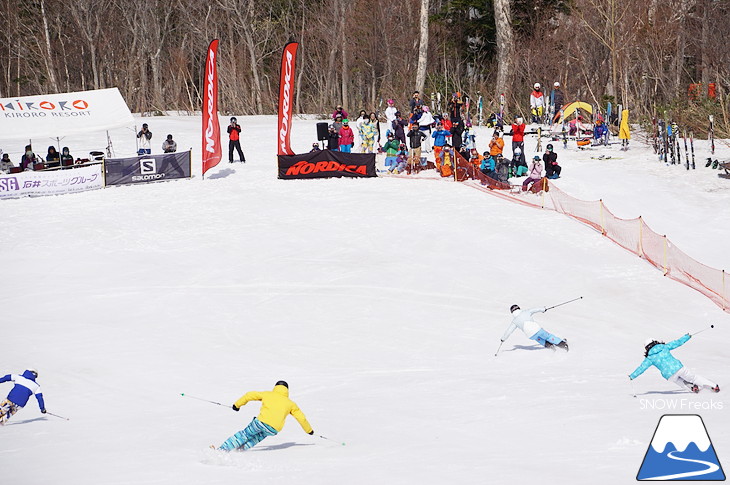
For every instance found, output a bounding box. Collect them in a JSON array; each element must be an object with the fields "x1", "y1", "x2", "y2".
[
  {"x1": 277, "y1": 42, "x2": 298, "y2": 156},
  {"x1": 278, "y1": 150, "x2": 377, "y2": 179},
  {"x1": 104, "y1": 151, "x2": 192, "y2": 186},
  {"x1": 0, "y1": 164, "x2": 103, "y2": 199}
]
